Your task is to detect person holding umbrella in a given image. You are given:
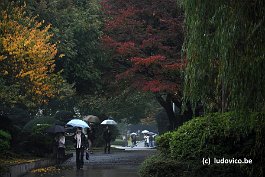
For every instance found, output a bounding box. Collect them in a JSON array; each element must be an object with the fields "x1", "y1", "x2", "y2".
[
  {"x1": 46, "y1": 124, "x2": 65, "y2": 164},
  {"x1": 103, "y1": 126, "x2": 112, "y2": 154},
  {"x1": 73, "y1": 127, "x2": 88, "y2": 169}
]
